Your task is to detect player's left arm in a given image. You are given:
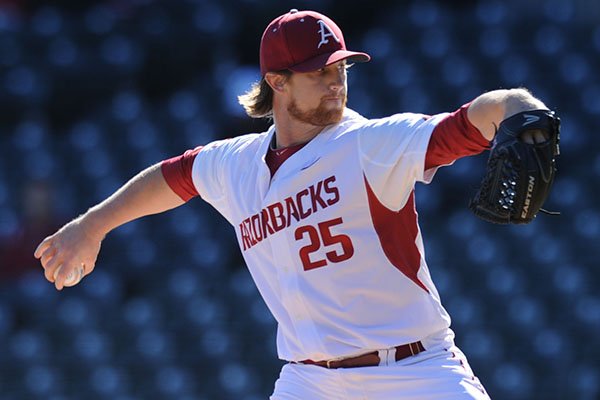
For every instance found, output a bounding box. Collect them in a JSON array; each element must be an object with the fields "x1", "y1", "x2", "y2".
[
  {"x1": 424, "y1": 88, "x2": 551, "y2": 171},
  {"x1": 467, "y1": 88, "x2": 549, "y2": 142}
]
